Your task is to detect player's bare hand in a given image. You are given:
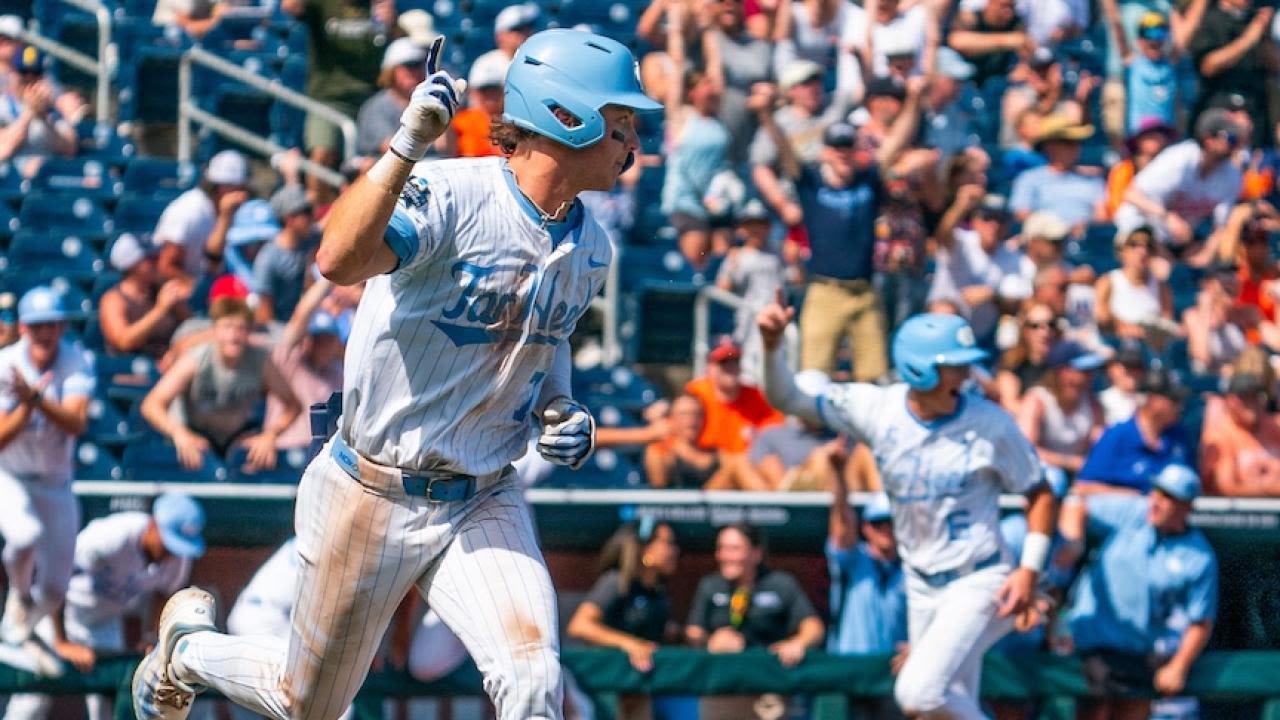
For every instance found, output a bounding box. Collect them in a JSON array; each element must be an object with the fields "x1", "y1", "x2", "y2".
[
  {"x1": 390, "y1": 36, "x2": 467, "y2": 162},
  {"x1": 173, "y1": 428, "x2": 211, "y2": 470},
  {"x1": 756, "y1": 289, "x2": 794, "y2": 351},
  {"x1": 1154, "y1": 659, "x2": 1190, "y2": 695},
  {"x1": 243, "y1": 432, "x2": 279, "y2": 471},
  {"x1": 624, "y1": 638, "x2": 658, "y2": 672},
  {"x1": 768, "y1": 637, "x2": 808, "y2": 668},
  {"x1": 706, "y1": 627, "x2": 746, "y2": 654},
  {"x1": 1013, "y1": 592, "x2": 1056, "y2": 633},
  {"x1": 218, "y1": 189, "x2": 250, "y2": 217},
  {"x1": 53, "y1": 640, "x2": 95, "y2": 673},
  {"x1": 890, "y1": 642, "x2": 910, "y2": 675},
  {"x1": 995, "y1": 567, "x2": 1038, "y2": 618}
]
